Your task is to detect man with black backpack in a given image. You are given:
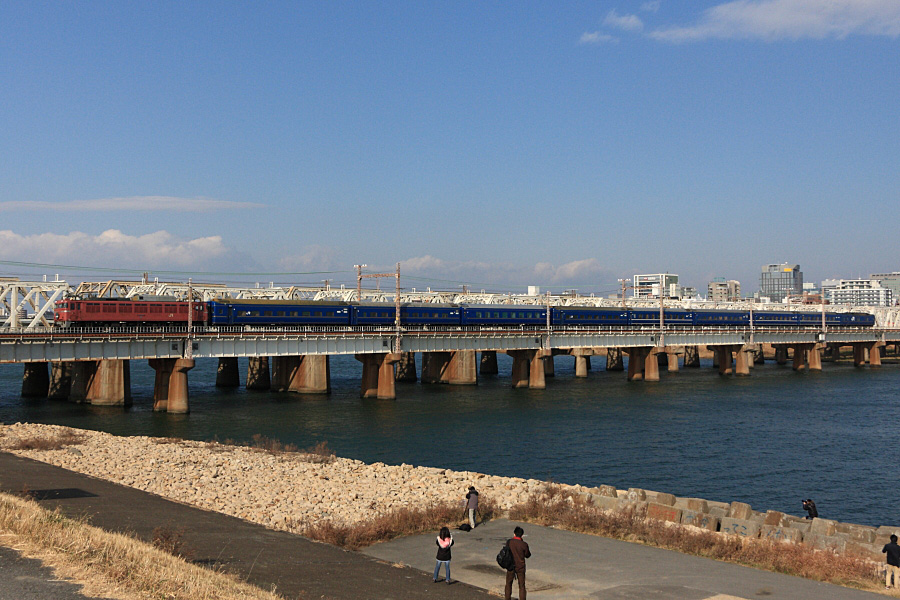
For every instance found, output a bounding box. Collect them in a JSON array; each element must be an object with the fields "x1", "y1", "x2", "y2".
[{"x1": 503, "y1": 526, "x2": 530, "y2": 600}]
